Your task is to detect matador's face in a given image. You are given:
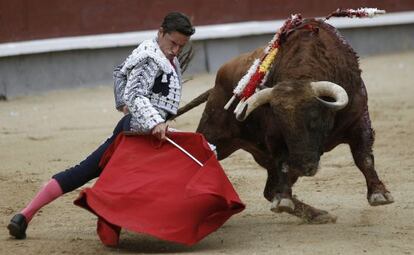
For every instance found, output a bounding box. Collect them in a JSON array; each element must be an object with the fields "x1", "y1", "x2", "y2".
[{"x1": 157, "y1": 29, "x2": 190, "y2": 61}]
